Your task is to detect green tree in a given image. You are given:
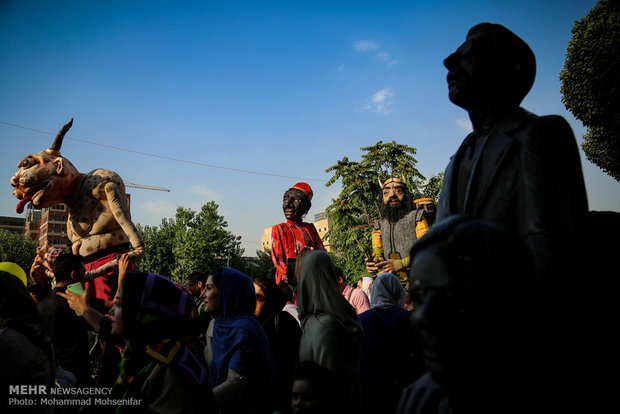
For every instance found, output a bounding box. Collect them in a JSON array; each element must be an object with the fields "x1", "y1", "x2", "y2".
[
  {"x1": 244, "y1": 248, "x2": 276, "y2": 280},
  {"x1": 412, "y1": 172, "x2": 444, "y2": 202},
  {"x1": 325, "y1": 140, "x2": 442, "y2": 283},
  {"x1": 0, "y1": 229, "x2": 38, "y2": 279},
  {"x1": 560, "y1": 0, "x2": 620, "y2": 181},
  {"x1": 137, "y1": 202, "x2": 244, "y2": 284},
  {"x1": 136, "y1": 218, "x2": 177, "y2": 279}
]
